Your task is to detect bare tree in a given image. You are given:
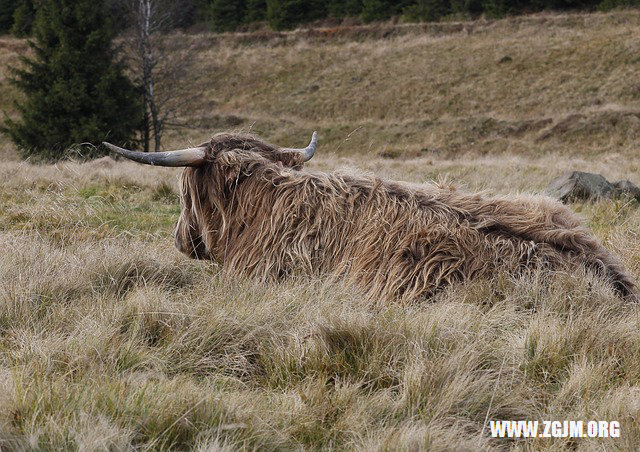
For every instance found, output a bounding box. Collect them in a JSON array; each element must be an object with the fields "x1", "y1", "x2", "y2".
[{"x1": 121, "y1": 0, "x2": 199, "y2": 151}]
